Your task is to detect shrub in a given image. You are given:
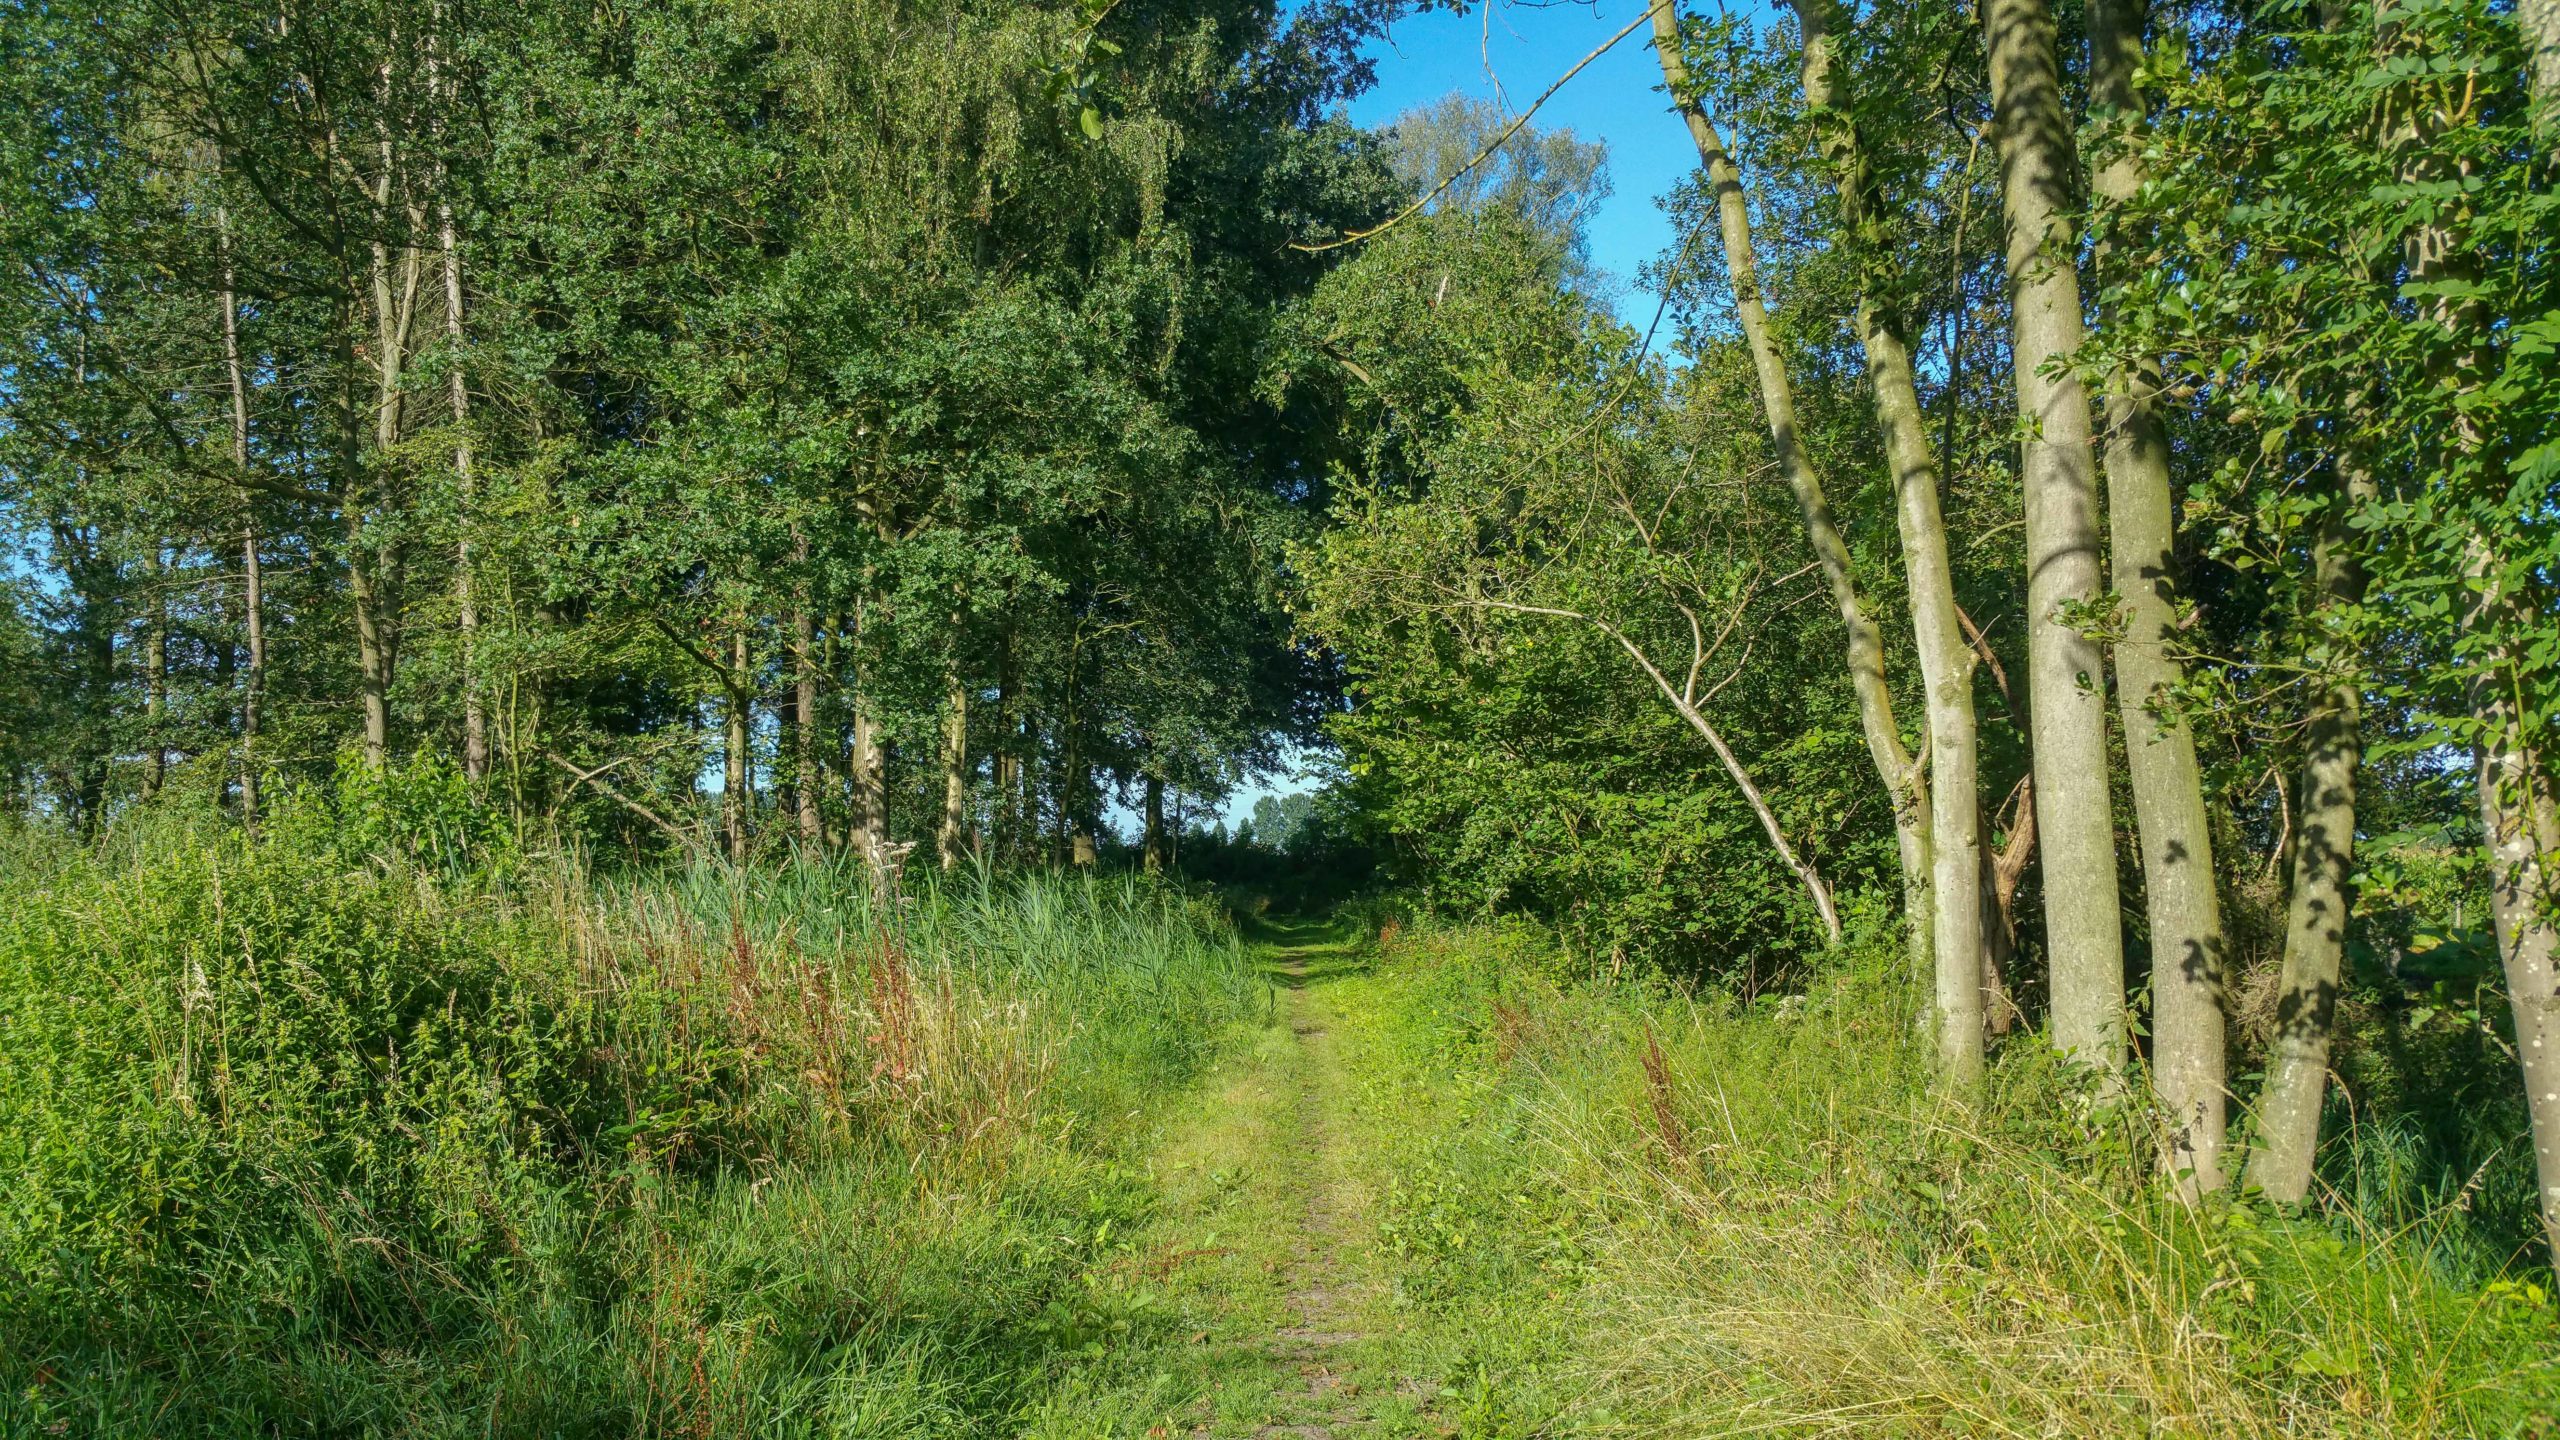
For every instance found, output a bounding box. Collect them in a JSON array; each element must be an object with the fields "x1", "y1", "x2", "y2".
[{"x1": 0, "y1": 764, "x2": 1258, "y2": 1433}]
